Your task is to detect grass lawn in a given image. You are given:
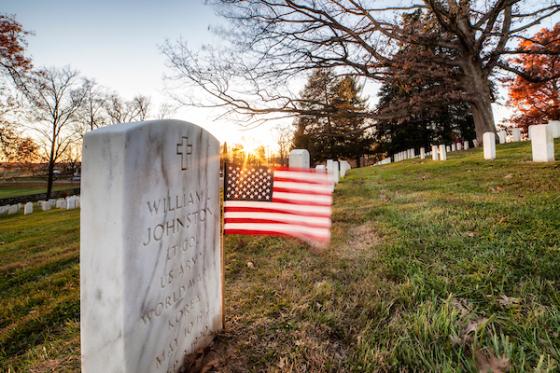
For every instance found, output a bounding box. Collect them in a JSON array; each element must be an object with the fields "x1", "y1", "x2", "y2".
[
  {"x1": 1, "y1": 140, "x2": 559, "y2": 372},
  {"x1": 0, "y1": 182, "x2": 77, "y2": 199}
]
